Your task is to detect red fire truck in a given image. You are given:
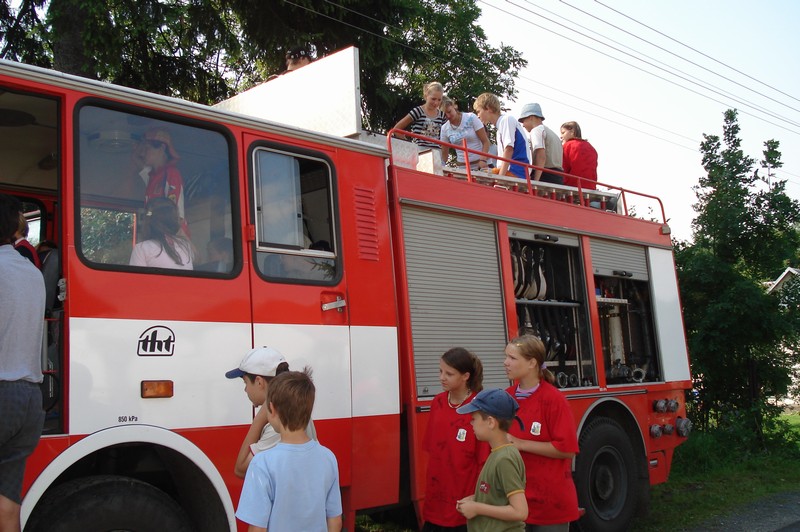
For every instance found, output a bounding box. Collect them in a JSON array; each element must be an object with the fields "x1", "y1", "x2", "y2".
[{"x1": 0, "y1": 51, "x2": 691, "y2": 532}]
